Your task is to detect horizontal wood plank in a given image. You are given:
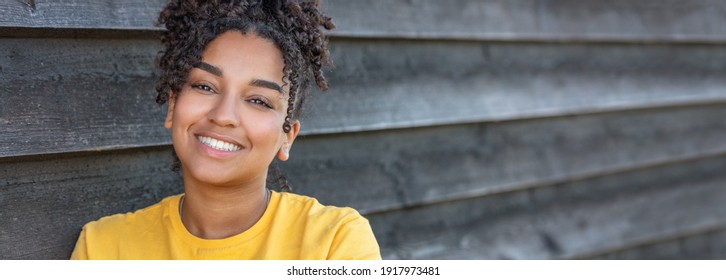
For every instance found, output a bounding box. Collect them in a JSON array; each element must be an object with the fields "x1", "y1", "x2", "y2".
[
  {"x1": 4, "y1": 37, "x2": 726, "y2": 157},
  {"x1": 325, "y1": 0, "x2": 726, "y2": 42},
  {"x1": 3, "y1": 0, "x2": 726, "y2": 43},
  {"x1": 365, "y1": 154, "x2": 726, "y2": 259}
]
